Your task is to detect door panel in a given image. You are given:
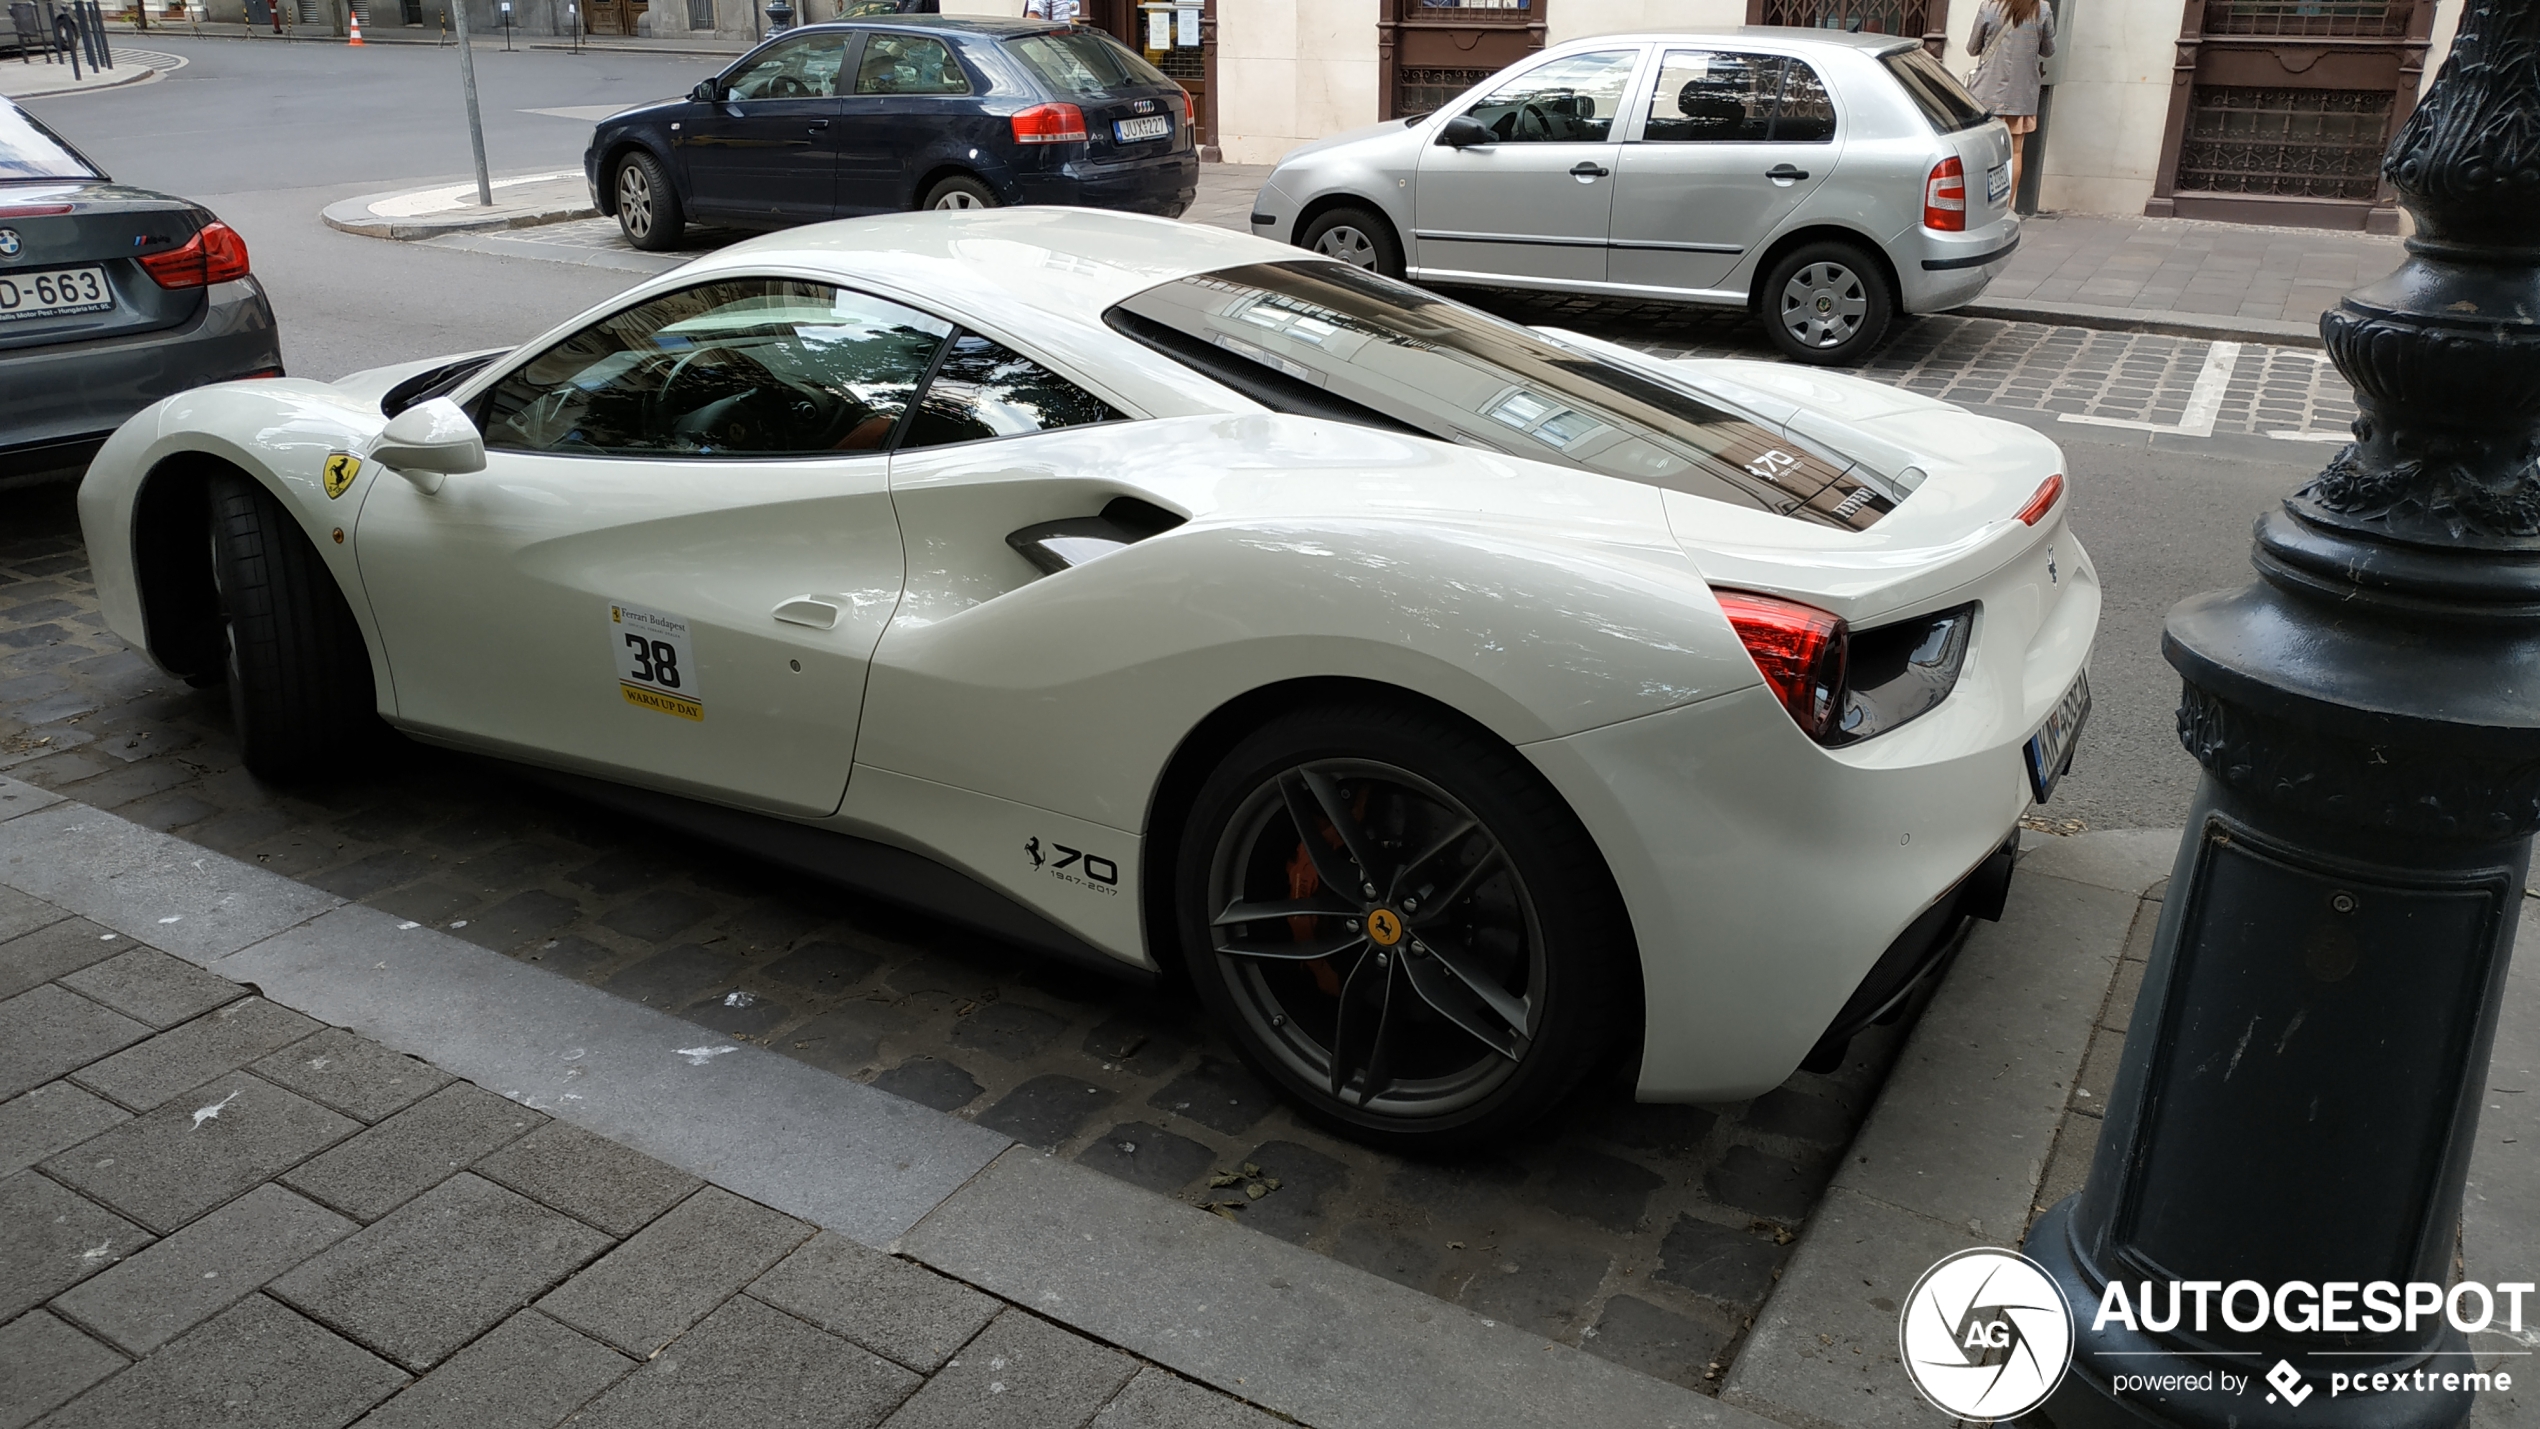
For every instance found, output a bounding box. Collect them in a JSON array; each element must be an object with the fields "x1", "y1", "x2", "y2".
[
  {"x1": 837, "y1": 32, "x2": 981, "y2": 214},
  {"x1": 355, "y1": 277, "x2": 953, "y2": 818},
  {"x1": 1609, "y1": 50, "x2": 1835, "y2": 295},
  {"x1": 682, "y1": 31, "x2": 854, "y2": 223},
  {"x1": 1411, "y1": 47, "x2": 1643, "y2": 284}
]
